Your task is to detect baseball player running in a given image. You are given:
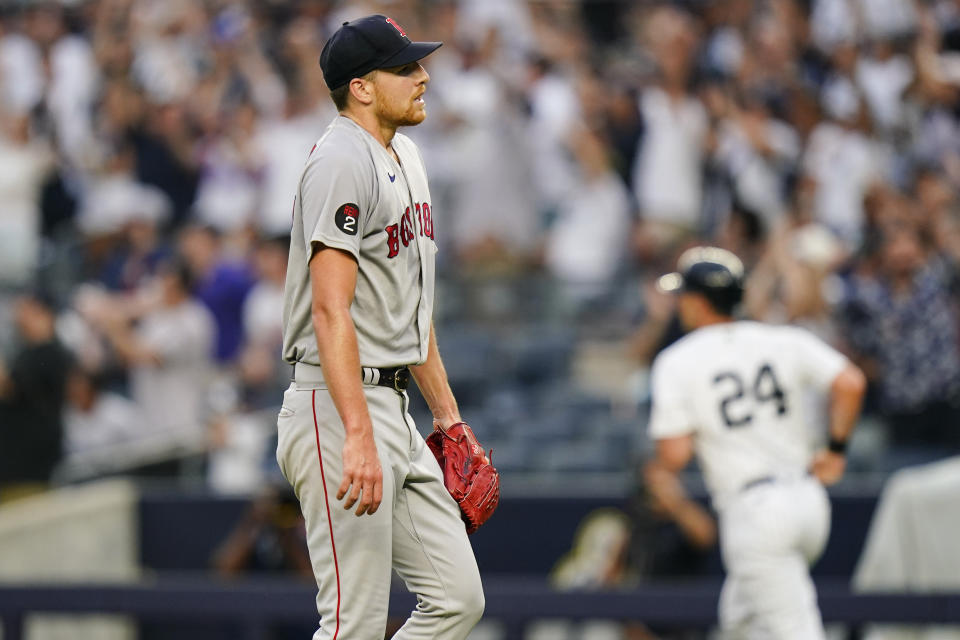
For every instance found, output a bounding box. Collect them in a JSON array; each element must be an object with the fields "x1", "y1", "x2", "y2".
[
  {"x1": 276, "y1": 15, "x2": 483, "y2": 639},
  {"x1": 648, "y1": 247, "x2": 866, "y2": 639}
]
